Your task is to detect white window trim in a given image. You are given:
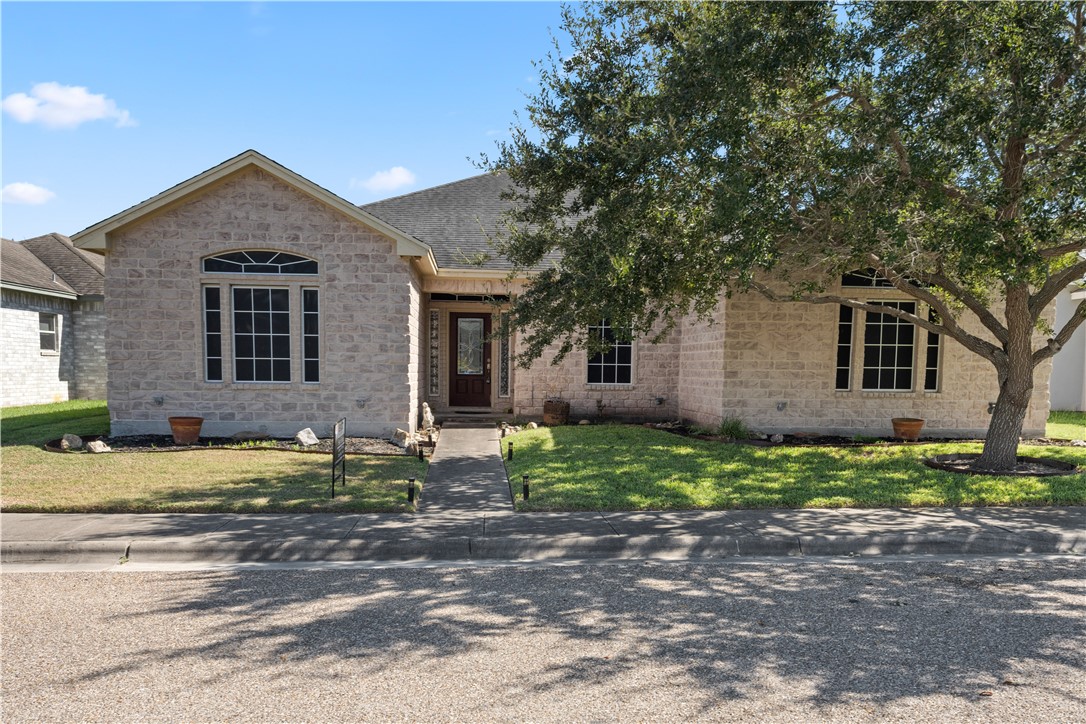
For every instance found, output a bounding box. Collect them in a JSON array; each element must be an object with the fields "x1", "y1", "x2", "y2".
[{"x1": 38, "y1": 312, "x2": 59, "y2": 355}]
